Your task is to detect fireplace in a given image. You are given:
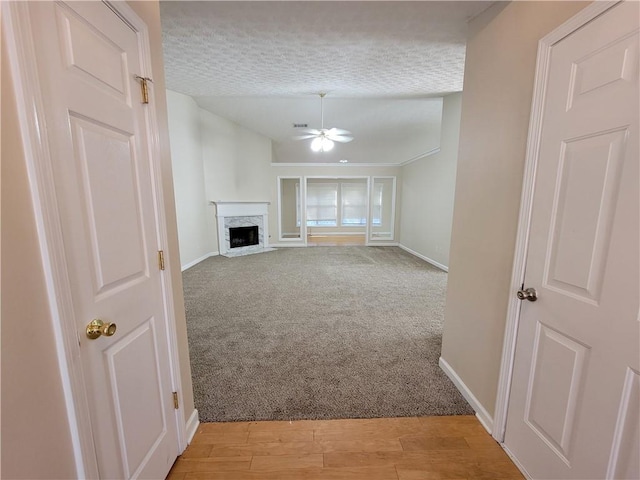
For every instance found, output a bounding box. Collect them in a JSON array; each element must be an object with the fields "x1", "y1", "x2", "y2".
[
  {"x1": 229, "y1": 226, "x2": 259, "y2": 249},
  {"x1": 213, "y1": 201, "x2": 274, "y2": 257}
]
